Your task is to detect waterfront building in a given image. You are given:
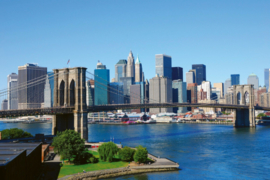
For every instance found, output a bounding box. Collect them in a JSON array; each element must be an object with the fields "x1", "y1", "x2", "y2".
[
  {"x1": 86, "y1": 80, "x2": 95, "y2": 106},
  {"x1": 109, "y1": 82, "x2": 124, "y2": 104},
  {"x1": 126, "y1": 51, "x2": 135, "y2": 78},
  {"x1": 115, "y1": 59, "x2": 127, "y2": 82},
  {"x1": 119, "y1": 77, "x2": 134, "y2": 104},
  {"x1": 135, "y1": 55, "x2": 143, "y2": 82},
  {"x1": 172, "y1": 67, "x2": 183, "y2": 81},
  {"x1": 18, "y1": 63, "x2": 47, "y2": 109},
  {"x1": 247, "y1": 73, "x2": 259, "y2": 89},
  {"x1": 187, "y1": 83, "x2": 197, "y2": 111},
  {"x1": 130, "y1": 84, "x2": 142, "y2": 113},
  {"x1": 7, "y1": 73, "x2": 18, "y2": 110},
  {"x1": 1, "y1": 99, "x2": 8, "y2": 110},
  {"x1": 186, "y1": 71, "x2": 195, "y2": 85},
  {"x1": 224, "y1": 78, "x2": 231, "y2": 95},
  {"x1": 149, "y1": 75, "x2": 172, "y2": 113},
  {"x1": 192, "y1": 64, "x2": 206, "y2": 85},
  {"x1": 155, "y1": 54, "x2": 172, "y2": 79},
  {"x1": 231, "y1": 74, "x2": 240, "y2": 85},
  {"x1": 172, "y1": 80, "x2": 187, "y2": 113},
  {"x1": 43, "y1": 72, "x2": 54, "y2": 107},
  {"x1": 213, "y1": 83, "x2": 224, "y2": 98},
  {"x1": 94, "y1": 62, "x2": 110, "y2": 105},
  {"x1": 264, "y1": 69, "x2": 269, "y2": 91}
]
